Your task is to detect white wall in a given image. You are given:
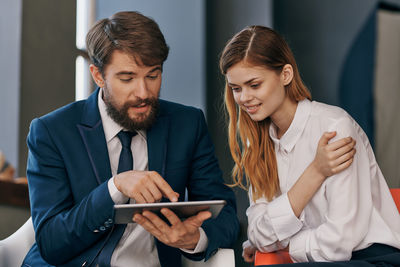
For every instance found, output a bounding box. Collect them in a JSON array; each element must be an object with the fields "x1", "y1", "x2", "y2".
[
  {"x1": 0, "y1": 0, "x2": 22, "y2": 172},
  {"x1": 374, "y1": 9, "x2": 400, "y2": 187}
]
